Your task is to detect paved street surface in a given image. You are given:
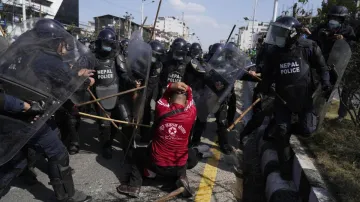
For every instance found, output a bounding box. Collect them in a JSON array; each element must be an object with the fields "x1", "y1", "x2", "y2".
[
  {"x1": 1, "y1": 118, "x2": 242, "y2": 202},
  {"x1": 1, "y1": 82, "x2": 246, "y2": 202}
]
